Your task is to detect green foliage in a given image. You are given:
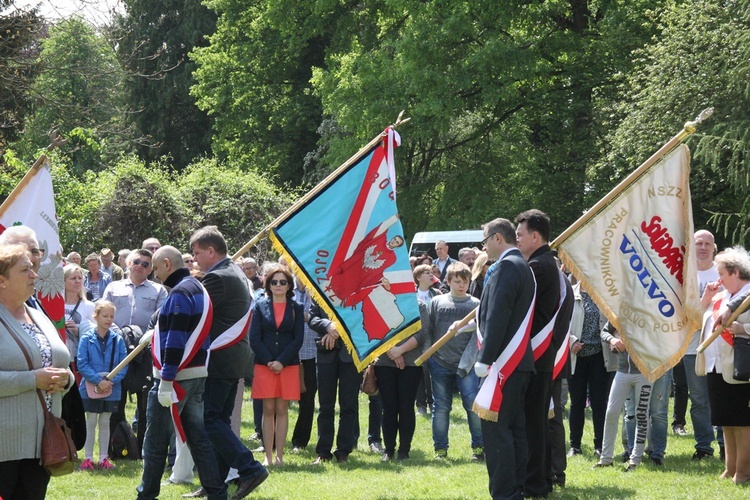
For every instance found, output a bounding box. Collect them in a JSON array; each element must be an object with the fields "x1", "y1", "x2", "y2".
[
  {"x1": 191, "y1": 0, "x2": 325, "y2": 184},
  {"x1": 114, "y1": 0, "x2": 217, "y2": 170},
  {"x1": 11, "y1": 16, "x2": 133, "y2": 171},
  {"x1": 178, "y1": 157, "x2": 289, "y2": 255},
  {"x1": 44, "y1": 154, "x2": 290, "y2": 256},
  {"x1": 0, "y1": 1, "x2": 43, "y2": 149},
  {"x1": 594, "y1": 0, "x2": 750, "y2": 247}
]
